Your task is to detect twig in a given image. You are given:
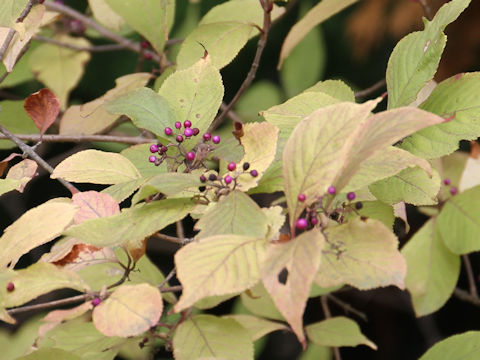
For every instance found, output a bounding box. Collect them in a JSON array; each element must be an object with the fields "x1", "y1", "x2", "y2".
[
  {"x1": 156, "y1": 233, "x2": 184, "y2": 245},
  {"x1": 219, "y1": 102, "x2": 243, "y2": 124},
  {"x1": 33, "y1": 36, "x2": 128, "y2": 52},
  {"x1": 326, "y1": 294, "x2": 368, "y2": 322},
  {"x1": 0, "y1": 133, "x2": 152, "y2": 144},
  {"x1": 354, "y1": 79, "x2": 386, "y2": 99},
  {"x1": 418, "y1": 0, "x2": 433, "y2": 21},
  {"x1": 454, "y1": 287, "x2": 480, "y2": 306},
  {"x1": 176, "y1": 220, "x2": 185, "y2": 239},
  {"x1": 207, "y1": 2, "x2": 272, "y2": 133},
  {"x1": 159, "y1": 268, "x2": 176, "y2": 290},
  {"x1": 44, "y1": 0, "x2": 160, "y2": 62},
  {"x1": 462, "y1": 255, "x2": 478, "y2": 299},
  {"x1": 321, "y1": 296, "x2": 342, "y2": 360},
  {"x1": 0, "y1": 124, "x2": 79, "y2": 194}
]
